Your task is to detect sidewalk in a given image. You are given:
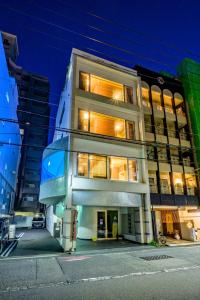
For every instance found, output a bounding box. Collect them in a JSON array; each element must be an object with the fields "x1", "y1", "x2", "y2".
[{"x1": 9, "y1": 229, "x2": 63, "y2": 257}]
